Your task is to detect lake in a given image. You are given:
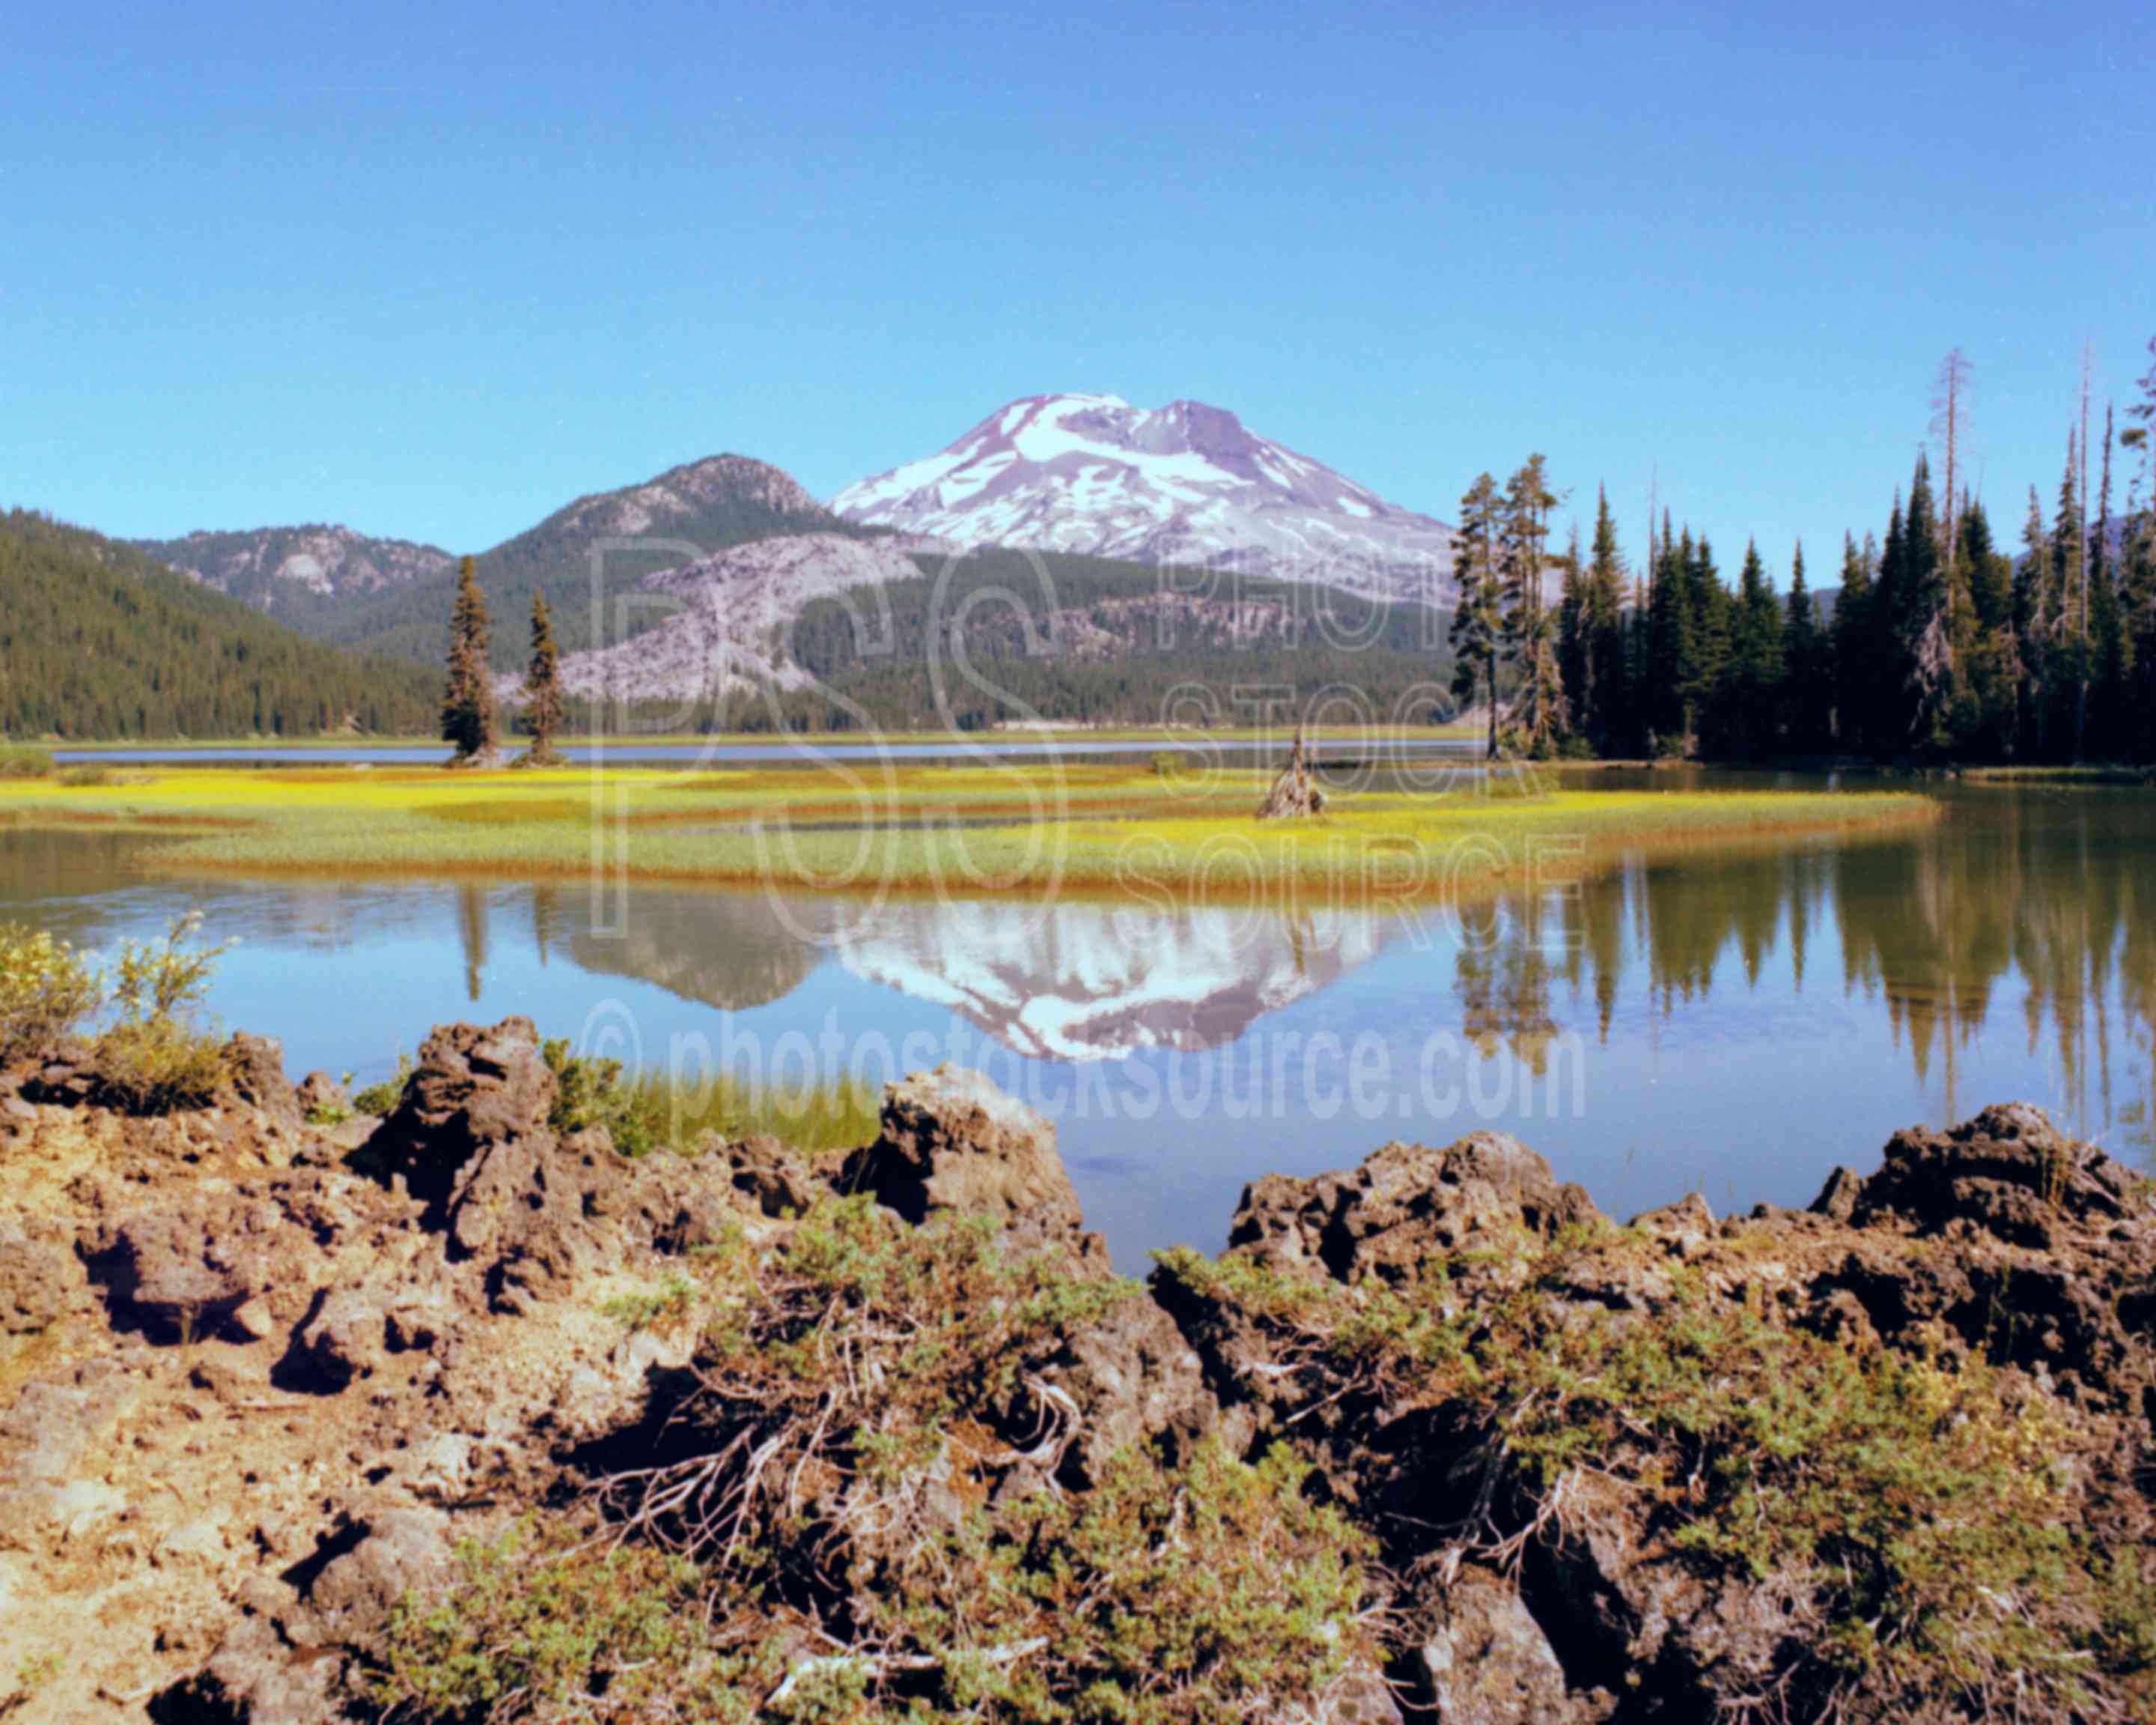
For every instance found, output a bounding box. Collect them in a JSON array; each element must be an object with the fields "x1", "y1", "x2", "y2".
[{"x1": 5, "y1": 771, "x2": 2150, "y2": 1271}]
